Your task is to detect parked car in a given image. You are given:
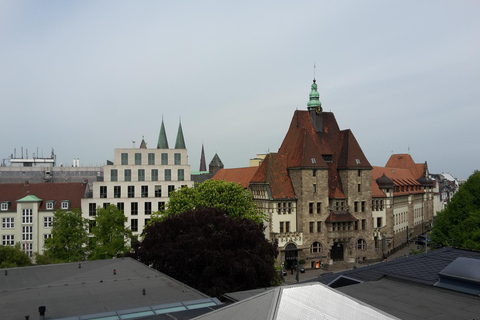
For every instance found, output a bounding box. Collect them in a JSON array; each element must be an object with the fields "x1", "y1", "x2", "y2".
[{"x1": 415, "y1": 235, "x2": 430, "y2": 246}]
